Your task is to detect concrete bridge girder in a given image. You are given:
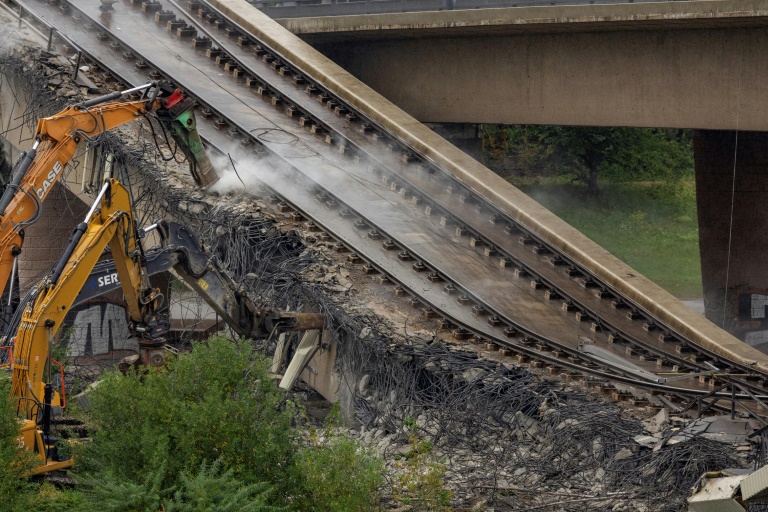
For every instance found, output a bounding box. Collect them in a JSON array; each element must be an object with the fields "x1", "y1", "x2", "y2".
[{"x1": 309, "y1": 23, "x2": 768, "y2": 131}]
